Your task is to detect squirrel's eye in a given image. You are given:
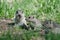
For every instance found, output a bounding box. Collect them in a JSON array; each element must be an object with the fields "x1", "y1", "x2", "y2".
[{"x1": 29, "y1": 17, "x2": 30, "y2": 19}]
